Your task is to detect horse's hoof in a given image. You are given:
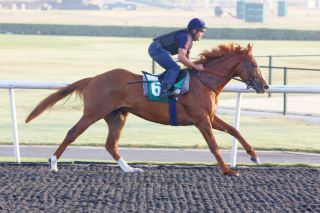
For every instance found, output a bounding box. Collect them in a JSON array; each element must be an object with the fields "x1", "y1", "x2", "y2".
[
  {"x1": 128, "y1": 167, "x2": 144, "y2": 172},
  {"x1": 251, "y1": 156, "x2": 261, "y2": 165},
  {"x1": 223, "y1": 169, "x2": 239, "y2": 176}
]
